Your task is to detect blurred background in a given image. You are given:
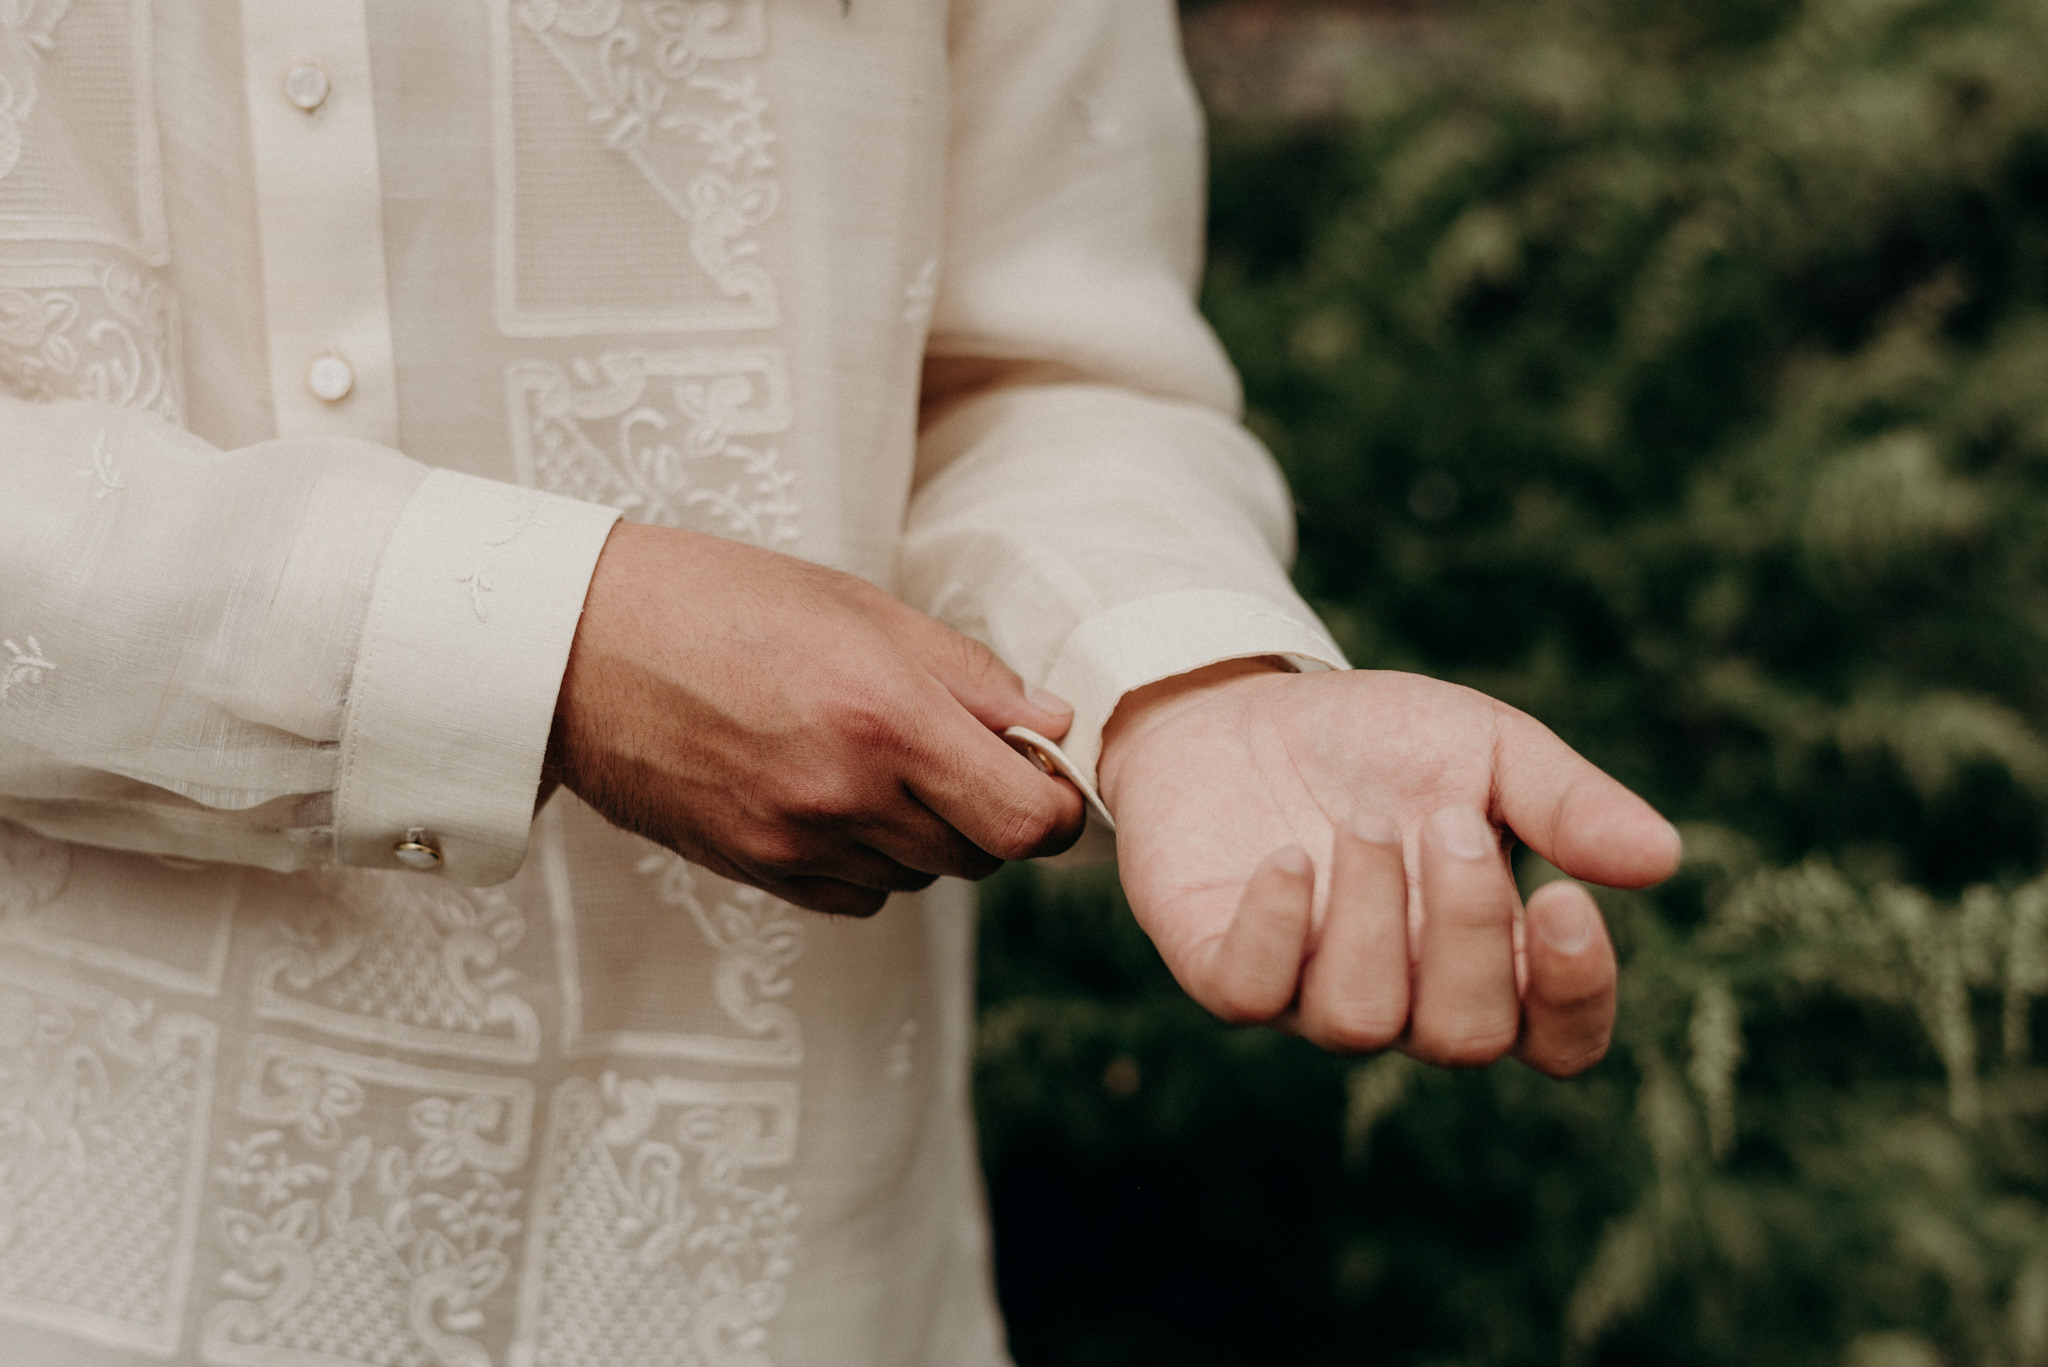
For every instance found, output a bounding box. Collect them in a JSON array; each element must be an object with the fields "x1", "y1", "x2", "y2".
[{"x1": 974, "y1": 1, "x2": 2048, "y2": 1363}]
